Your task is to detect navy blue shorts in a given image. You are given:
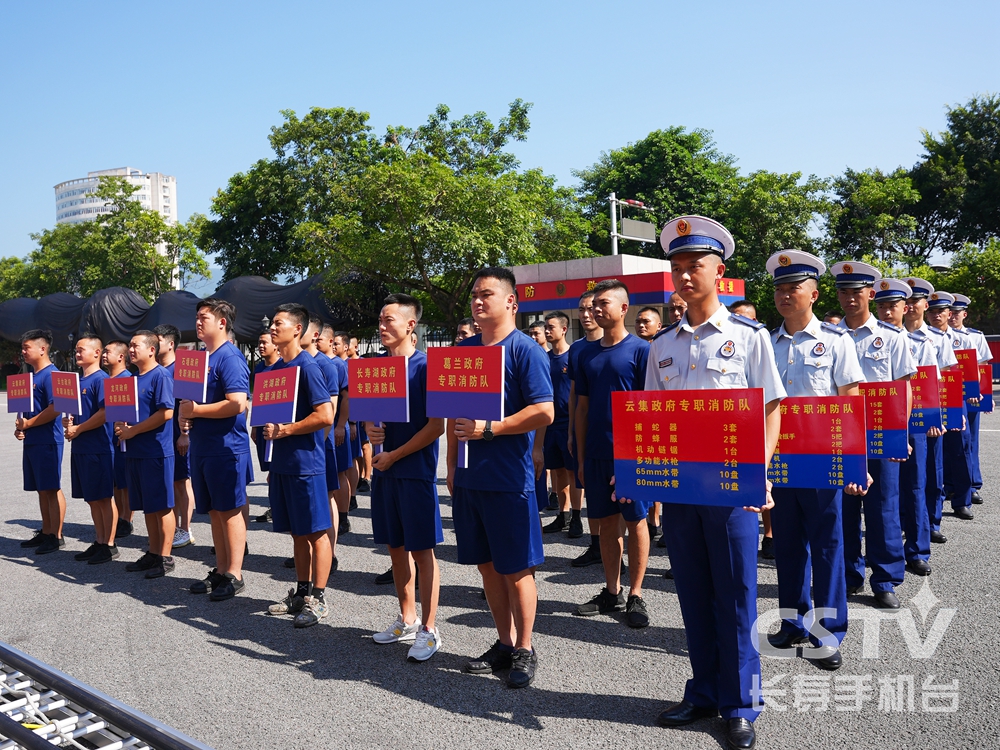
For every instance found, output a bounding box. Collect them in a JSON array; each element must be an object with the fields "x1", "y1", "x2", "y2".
[
  {"x1": 452, "y1": 486, "x2": 545, "y2": 575},
  {"x1": 352, "y1": 426, "x2": 363, "y2": 459},
  {"x1": 127, "y1": 456, "x2": 175, "y2": 513},
  {"x1": 325, "y1": 443, "x2": 340, "y2": 492},
  {"x1": 255, "y1": 435, "x2": 270, "y2": 472},
  {"x1": 70, "y1": 452, "x2": 114, "y2": 502},
  {"x1": 585, "y1": 458, "x2": 649, "y2": 522},
  {"x1": 544, "y1": 427, "x2": 577, "y2": 473},
  {"x1": 174, "y1": 450, "x2": 190, "y2": 482},
  {"x1": 269, "y1": 473, "x2": 331, "y2": 536},
  {"x1": 372, "y1": 475, "x2": 443, "y2": 551},
  {"x1": 113, "y1": 448, "x2": 128, "y2": 490},
  {"x1": 535, "y1": 471, "x2": 549, "y2": 511},
  {"x1": 334, "y1": 433, "x2": 352, "y2": 476},
  {"x1": 191, "y1": 452, "x2": 250, "y2": 514},
  {"x1": 23, "y1": 443, "x2": 63, "y2": 492}
]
